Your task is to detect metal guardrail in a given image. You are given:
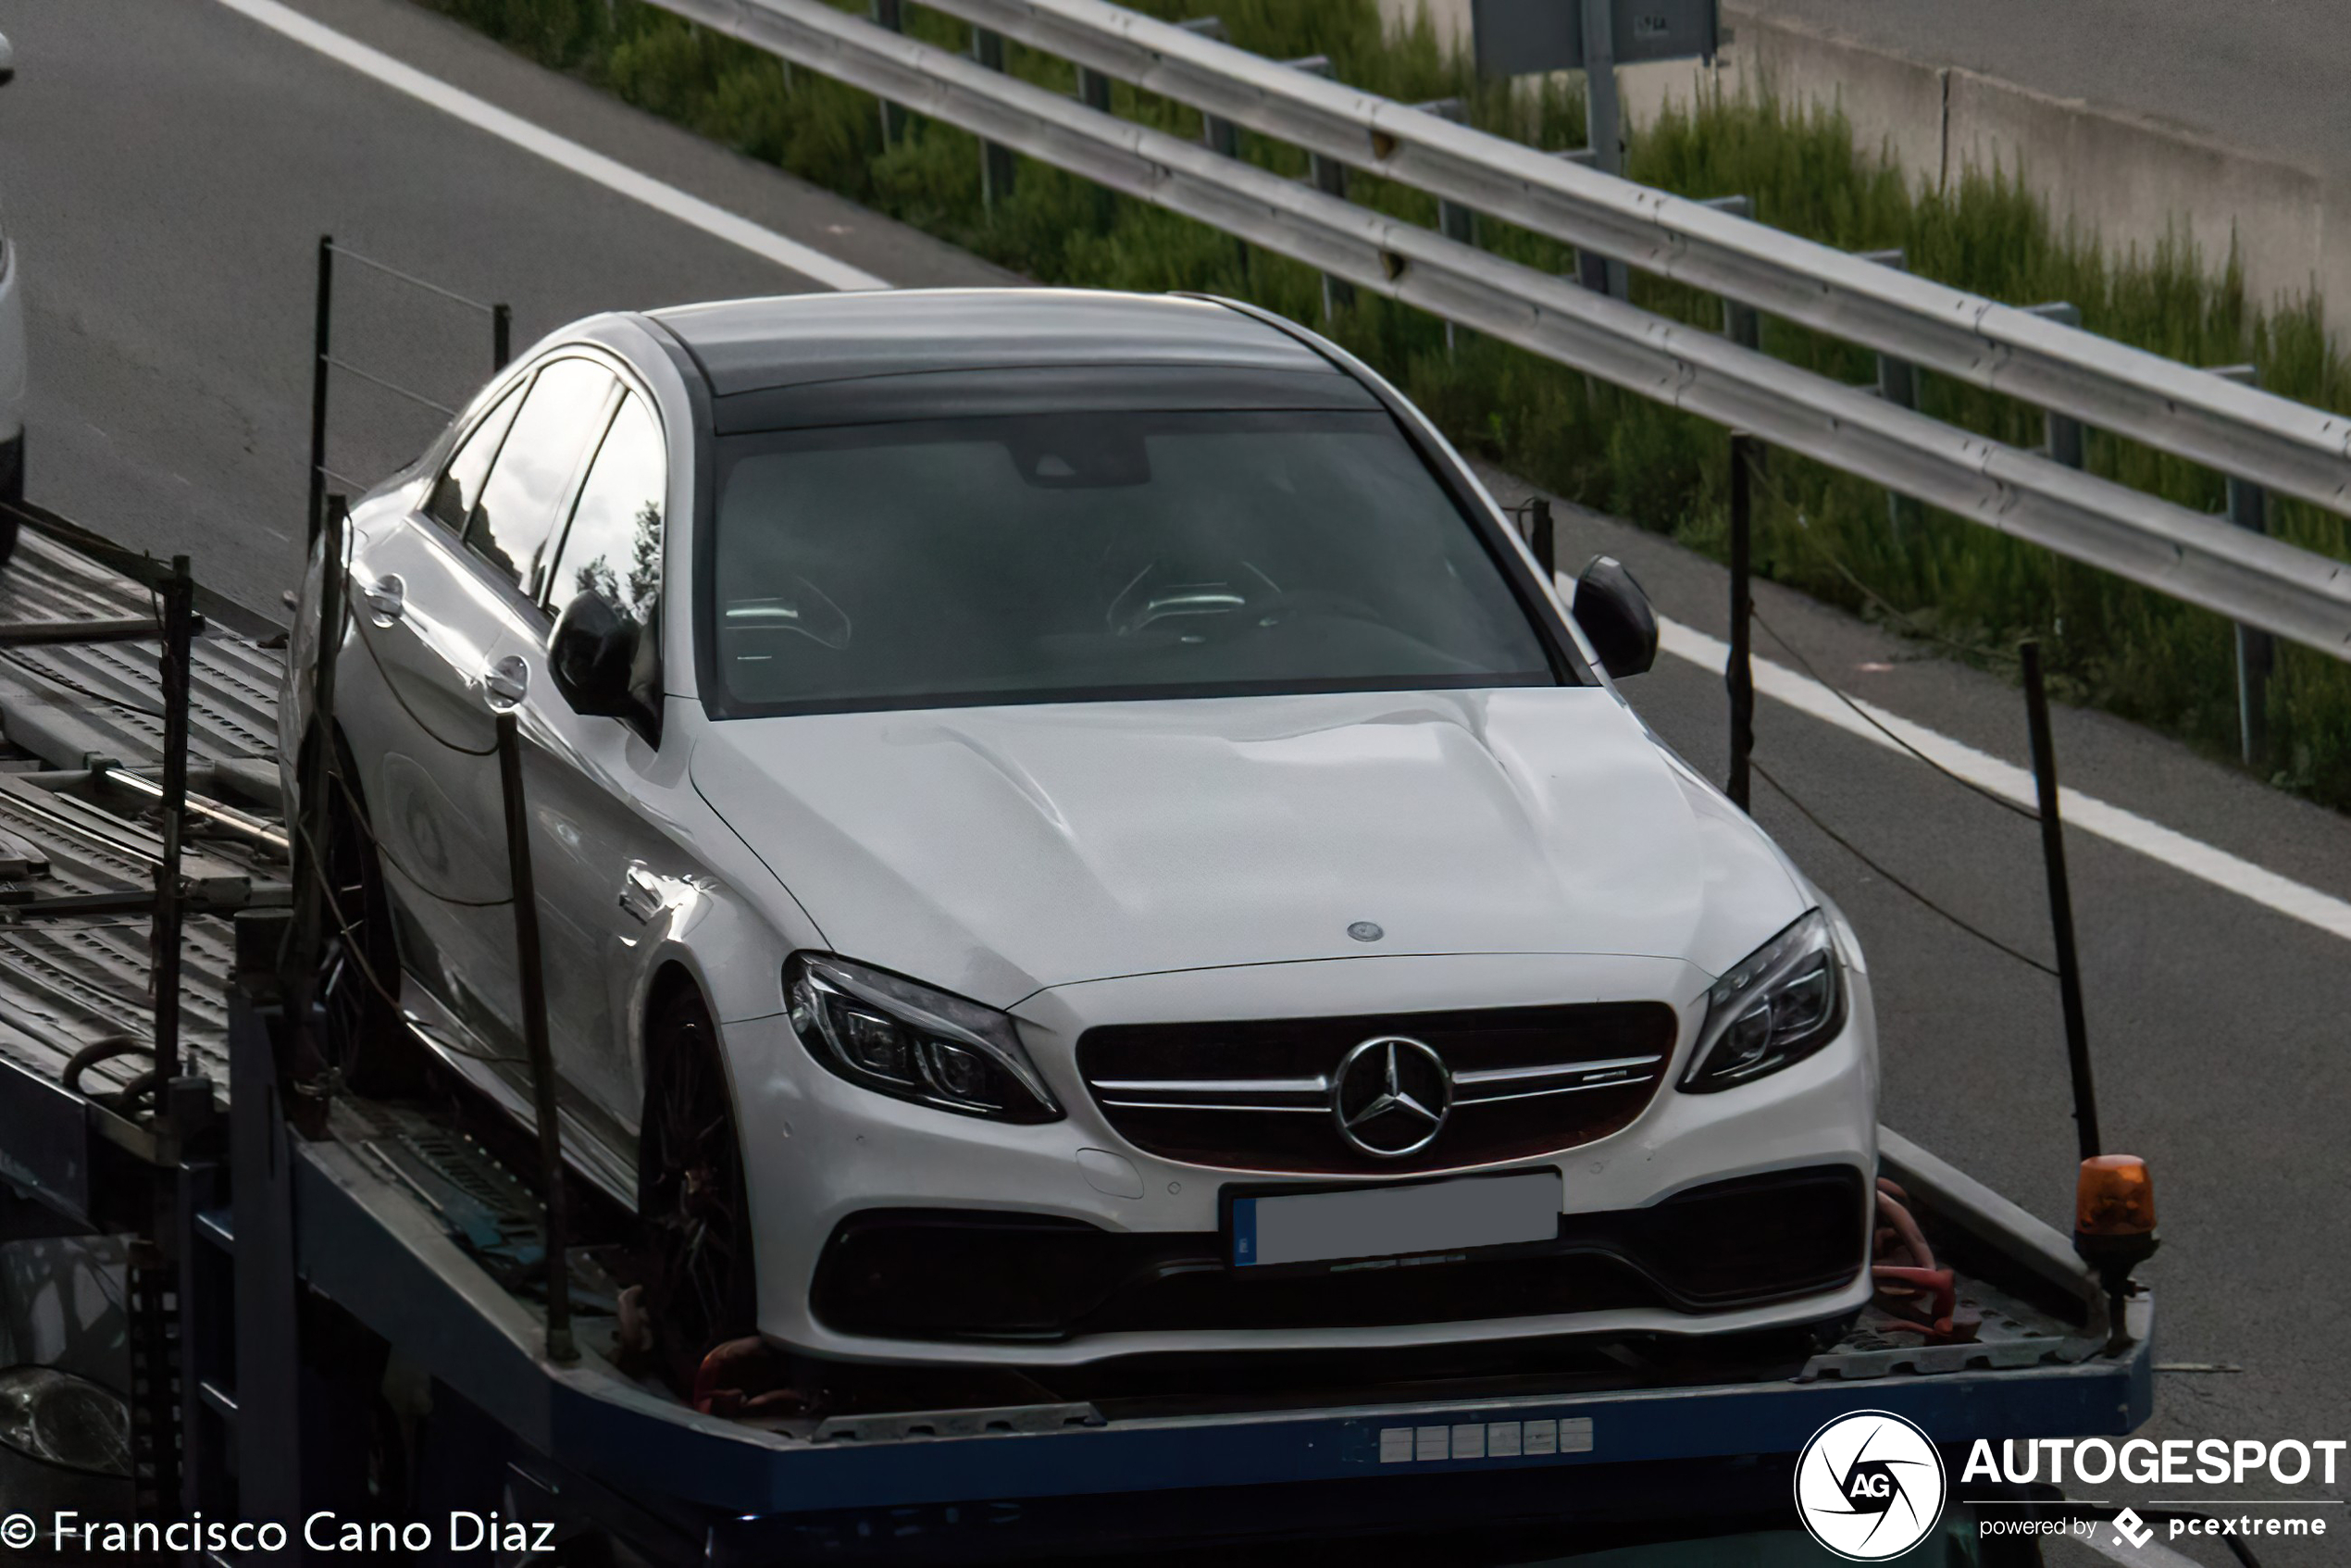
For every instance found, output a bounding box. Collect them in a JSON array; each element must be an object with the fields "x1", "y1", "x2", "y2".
[
  {"x1": 904, "y1": 0, "x2": 2351, "y2": 520},
  {"x1": 656, "y1": 0, "x2": 2351, "y2": 660}
]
